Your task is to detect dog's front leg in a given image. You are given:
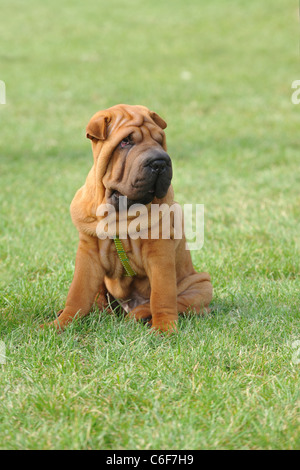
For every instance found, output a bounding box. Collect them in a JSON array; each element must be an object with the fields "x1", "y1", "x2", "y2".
[
  {"x1": 50, "y1": 233, "x2": 104, "y2": 331},
  {"x1": 143, "y1": 239, "x2": 178, "y2": 333}
]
